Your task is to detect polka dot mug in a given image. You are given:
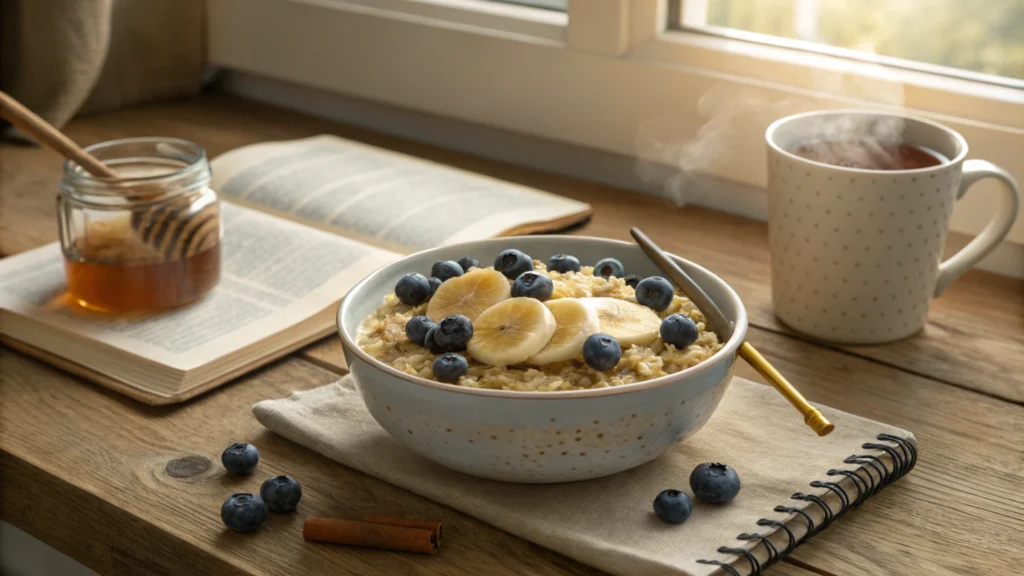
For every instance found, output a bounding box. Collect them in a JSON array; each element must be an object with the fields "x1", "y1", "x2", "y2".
[{"x1": 766, "y1": 110, "x2": 1019, "y2": 344}]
